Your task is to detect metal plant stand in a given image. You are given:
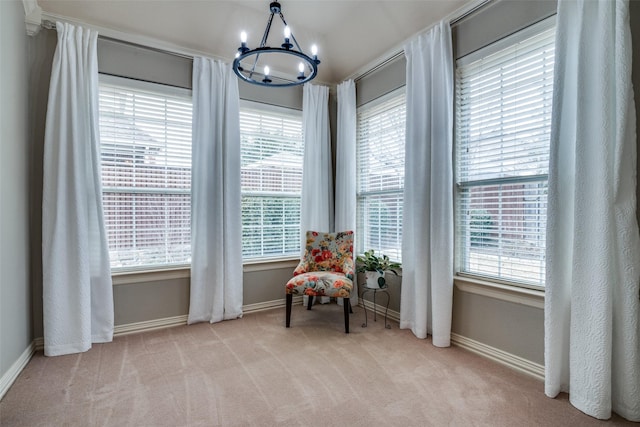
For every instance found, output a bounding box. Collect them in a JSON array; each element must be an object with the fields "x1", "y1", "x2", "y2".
[{"x1": 361, "y1": 286, "x2": 391, "y2": 329}]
